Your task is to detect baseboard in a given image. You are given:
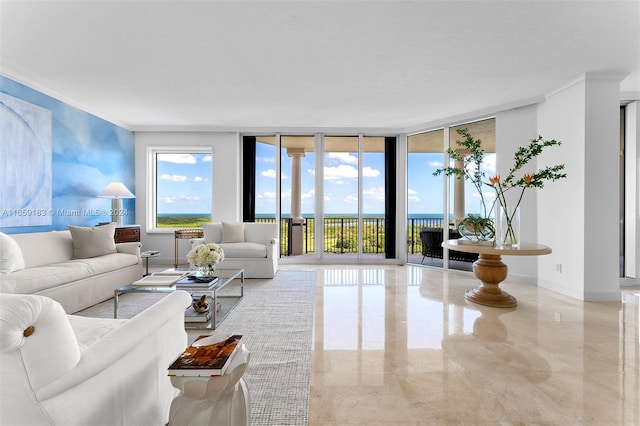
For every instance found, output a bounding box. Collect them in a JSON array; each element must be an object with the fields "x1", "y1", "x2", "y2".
[{"x1": 538, "y1": 279, "x2": 622, "y2": 302}]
